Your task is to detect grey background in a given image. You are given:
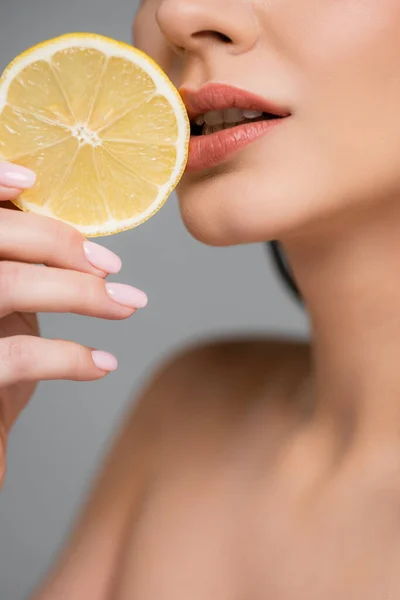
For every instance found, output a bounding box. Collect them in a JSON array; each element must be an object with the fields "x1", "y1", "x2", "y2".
[{"x1": 0, "y1": 1, "x2": 308, "y2": 597}]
